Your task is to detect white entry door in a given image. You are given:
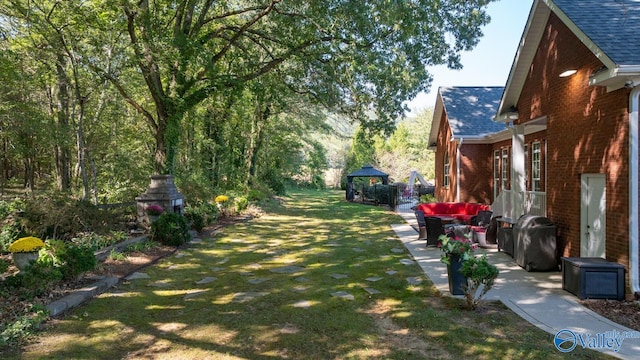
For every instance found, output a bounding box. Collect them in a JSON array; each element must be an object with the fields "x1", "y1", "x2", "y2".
[{"x1": 580, "y1": 174, "x2": 606, "y2": 258}]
